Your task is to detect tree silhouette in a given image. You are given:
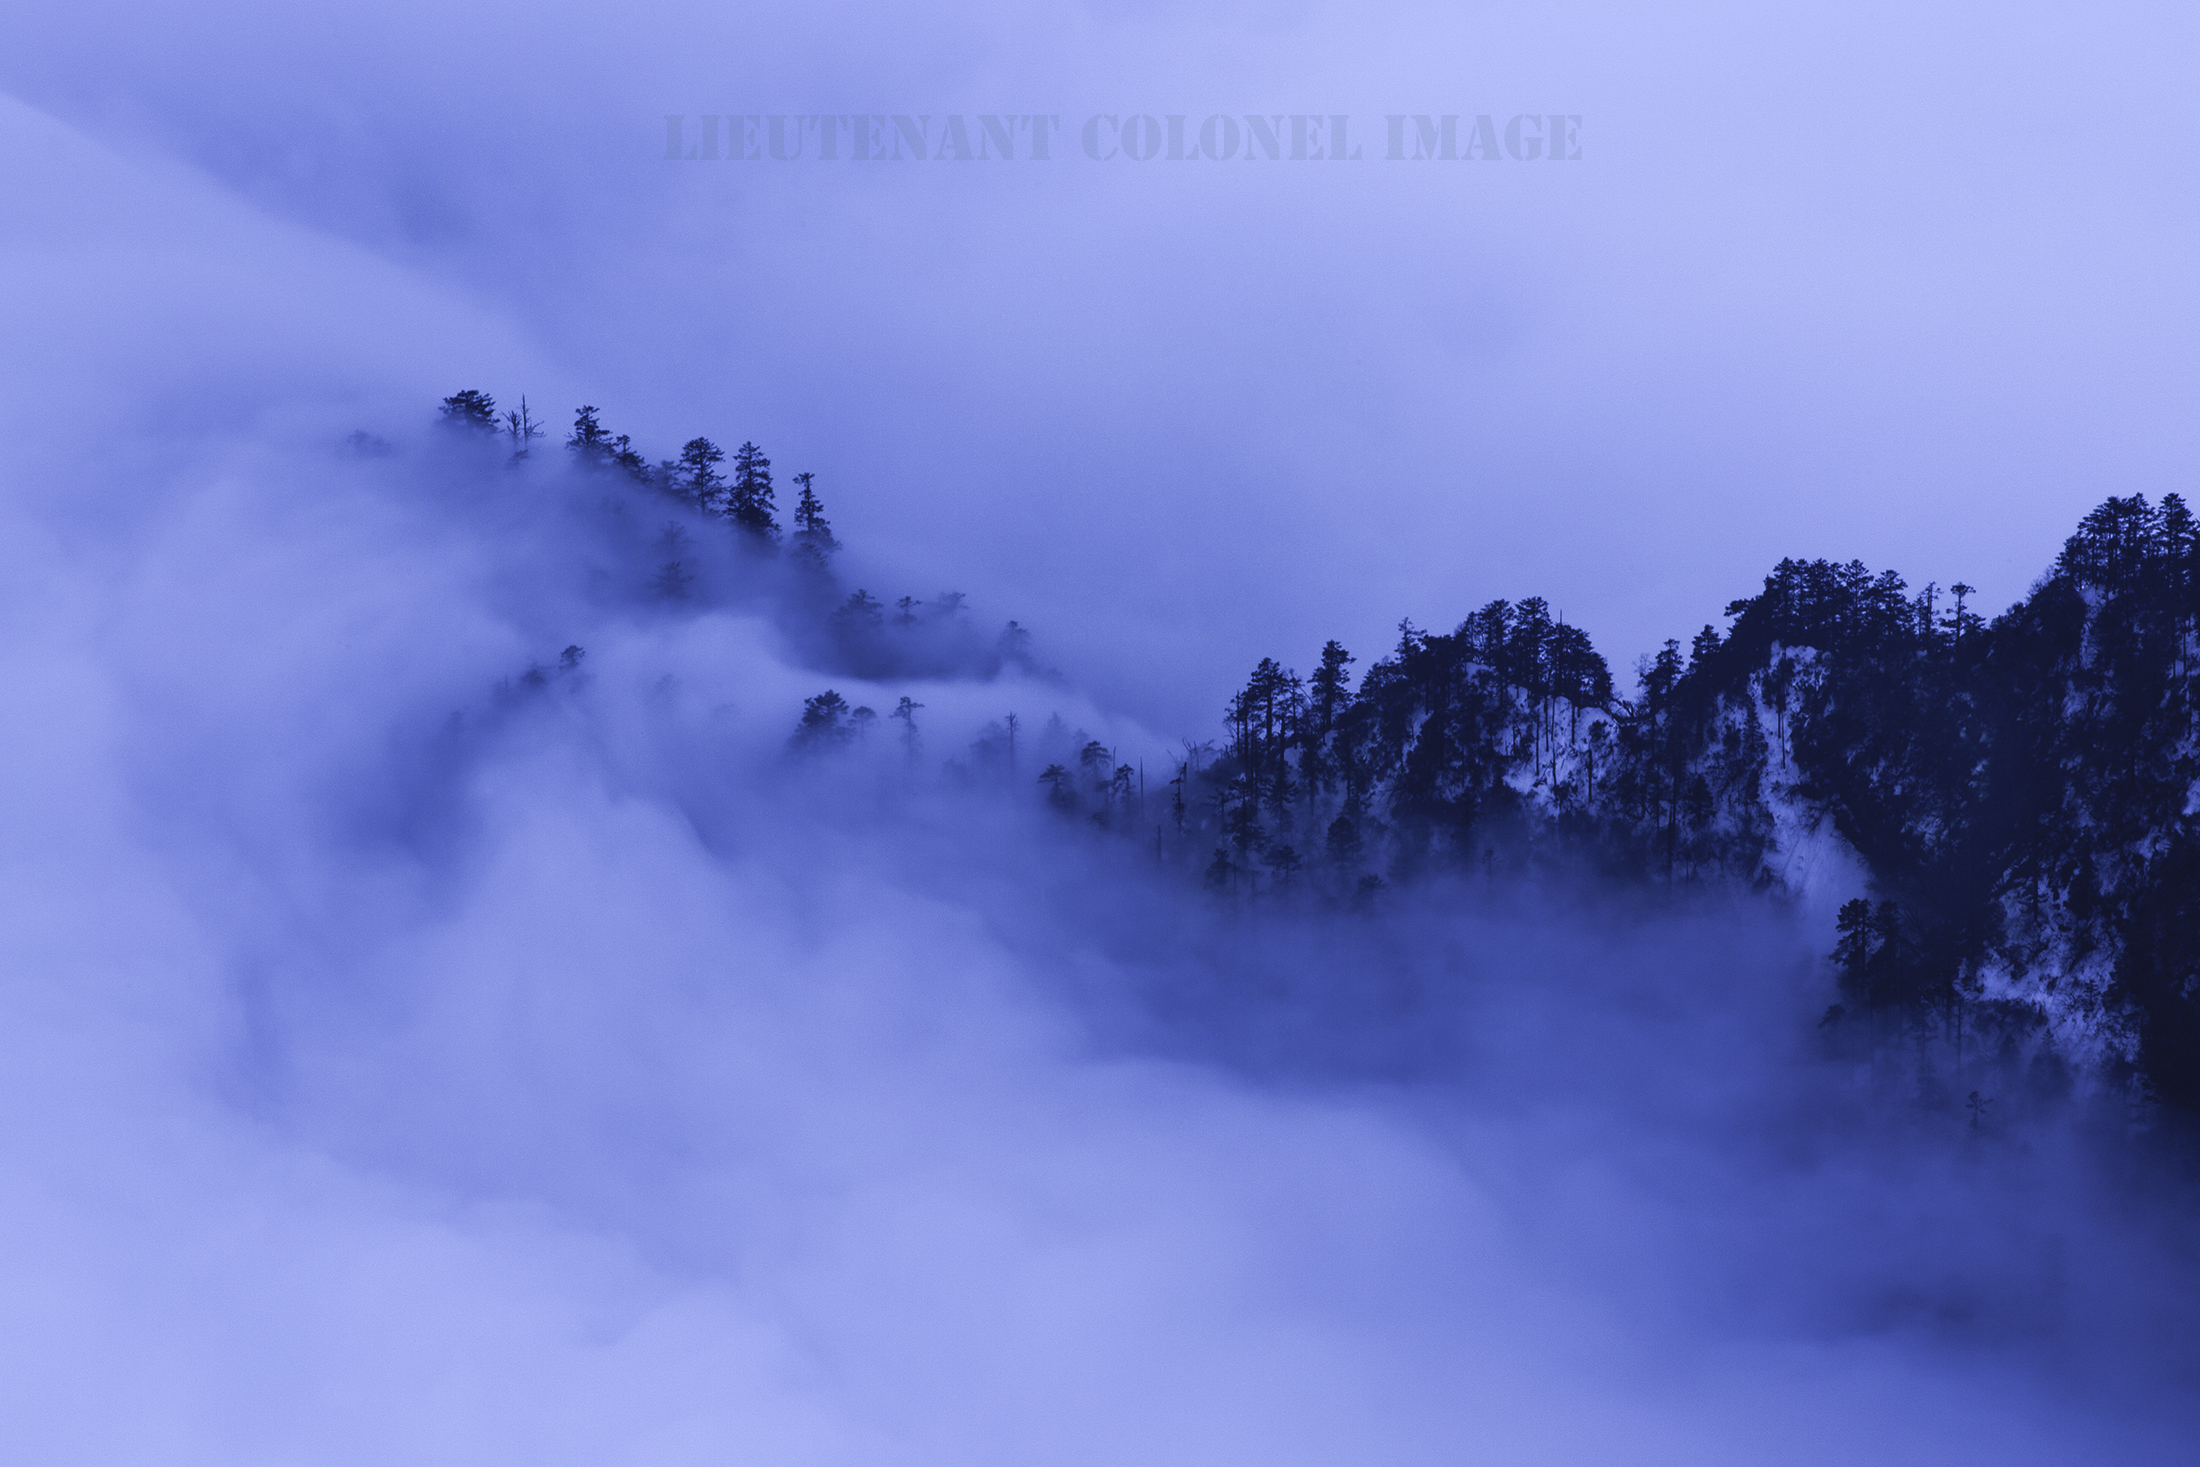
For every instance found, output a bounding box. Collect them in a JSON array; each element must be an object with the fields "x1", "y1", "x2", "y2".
[
  {"x1": 1038, "y1": 763, "x2": 1077, "y2": 812},
  {"x1": 503, "y1": 397, "x2": 546, "y2": 457},
  {"x1": 676, "y1": 438, "x2": 727, "y2": 514},
  {"x1": 997, "y1": 621, "x2": 1034, "y2": 669},
  {"x1": 834, "y1": 590, "x2": 885, "y2": 636},
  {"x1": 791, "y1": 471, "x2": 839, "y2": 572},
  {"x1": 1324, "y1": 812, "x2": 1363, "y2": 868},
  {"x1": 439, "y1": 389, "x2": 498, "y2": 432},
  {"x1": 727, "y1": 442, "x2": 779, "y2": 538},
  {"x1": 791, "y1": 691, "x2": 855, "y2": 753},
  {"x1": 568, "y1": 405, "x2": 613, "y2": 464},
  {"x1": 513, "y1": 385, "x2": 2200, "y2": 1115},
  {"x1": 891, "y1": 696, "x2": 924, "y2": 763}
]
